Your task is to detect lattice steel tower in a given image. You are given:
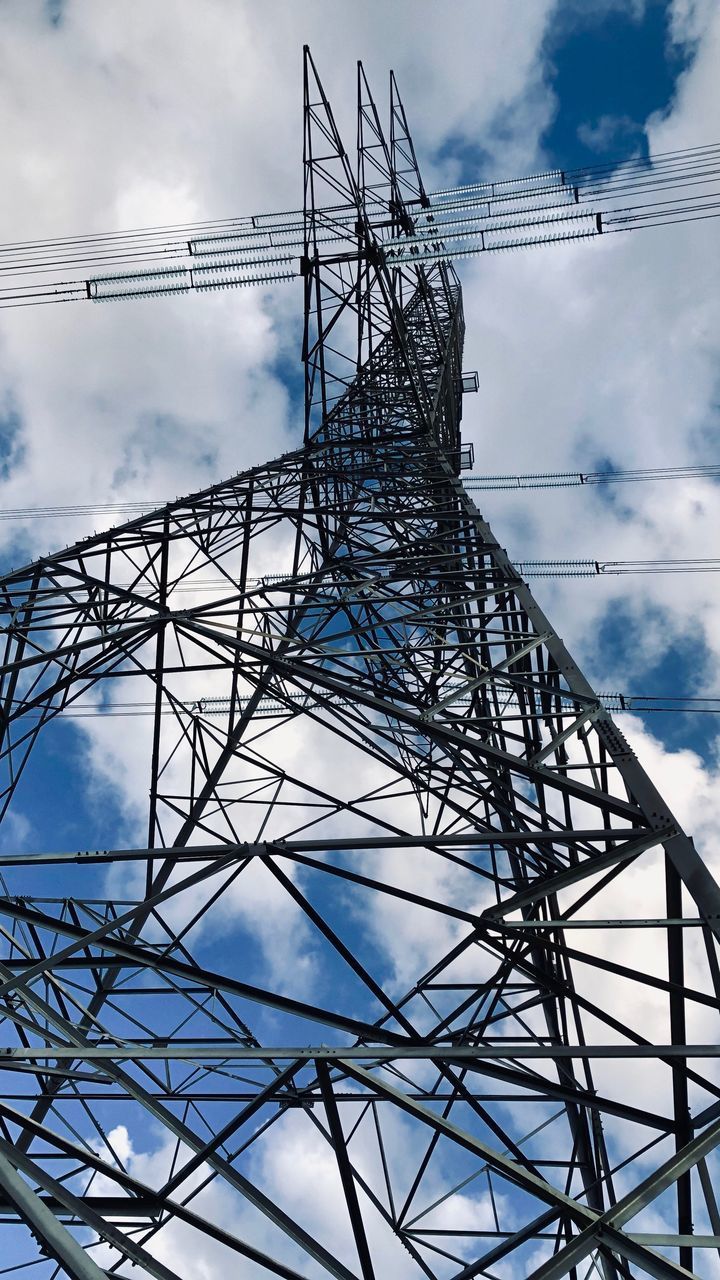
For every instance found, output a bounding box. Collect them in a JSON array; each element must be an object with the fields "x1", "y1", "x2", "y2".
[{"x1": 0, "y1": 48, "x2": 719, "y2": 1280}]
